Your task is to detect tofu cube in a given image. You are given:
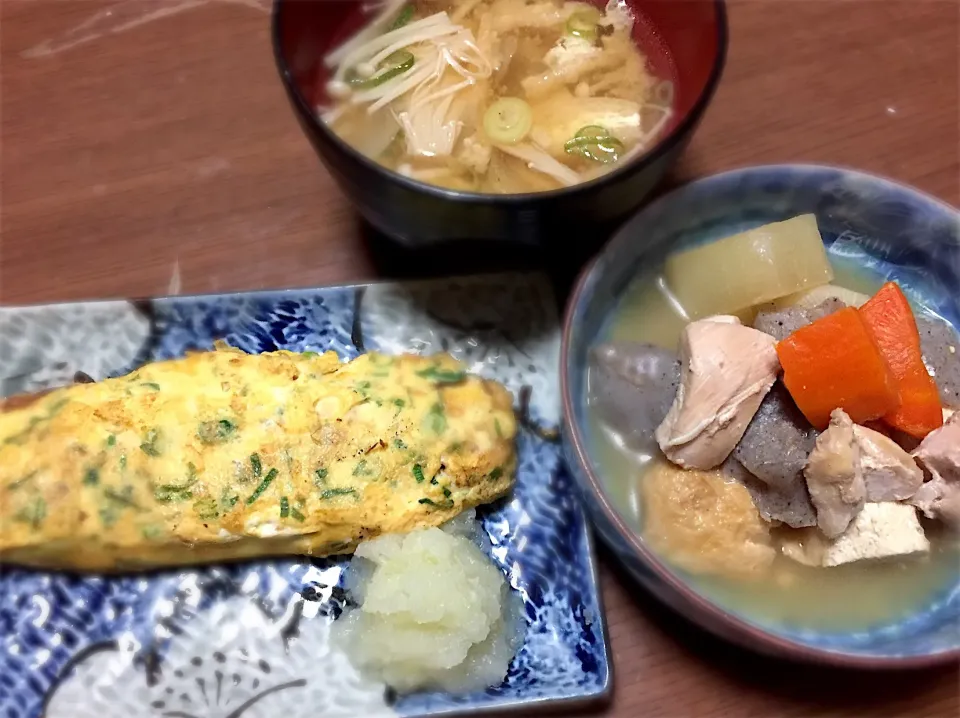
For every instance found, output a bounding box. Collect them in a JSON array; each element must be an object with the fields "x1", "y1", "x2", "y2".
[{"x1": 820, "y1": 502, "x2": 929, "y2": 567}]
